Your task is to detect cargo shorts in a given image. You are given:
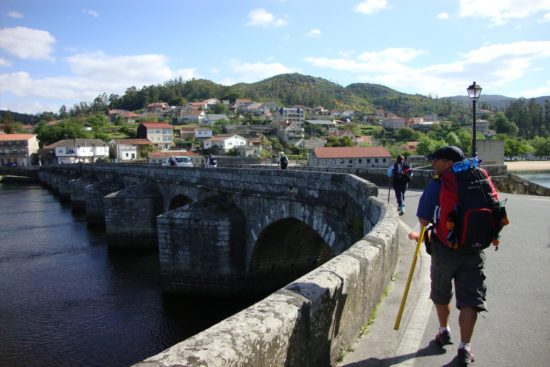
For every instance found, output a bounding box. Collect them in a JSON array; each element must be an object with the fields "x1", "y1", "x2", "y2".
[{"x1": 430, "y1": 238, "x2": 488, "y2": 312}]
